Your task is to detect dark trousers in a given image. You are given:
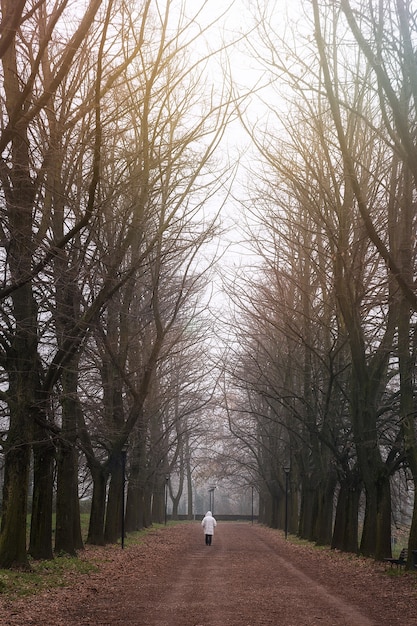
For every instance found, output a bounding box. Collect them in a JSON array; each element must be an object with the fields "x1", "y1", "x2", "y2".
[{"x1": 205, "y1": 534, "x2": 212, "y2": 545}]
